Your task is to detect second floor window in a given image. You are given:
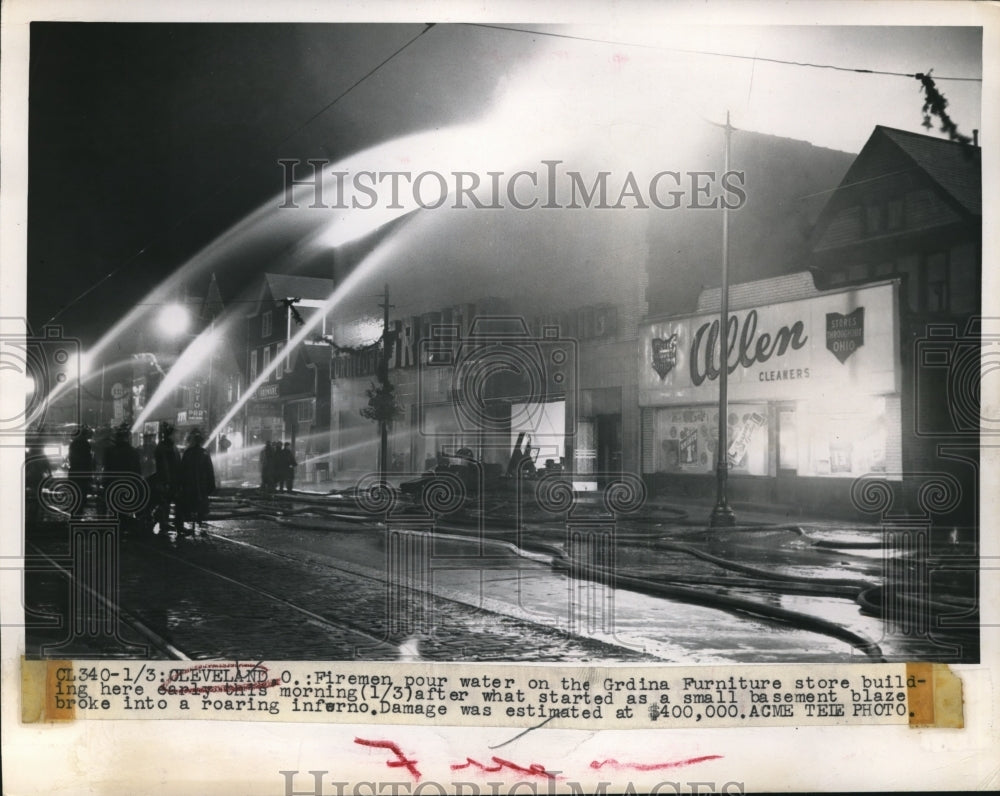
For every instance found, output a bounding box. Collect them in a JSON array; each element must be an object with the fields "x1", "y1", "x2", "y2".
[
  {"x1": 263, "y1": 346, "x2": 271, "y2": 380},
  {"x1": 297, "y1": 400, "x2": 315, "y2": 423},
  {"x1": 250, "y1": 350, "x2": 258, "y2": 382},
  {"x1": 262, "y1": 311, "x2": 273, "y2": 338}
]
